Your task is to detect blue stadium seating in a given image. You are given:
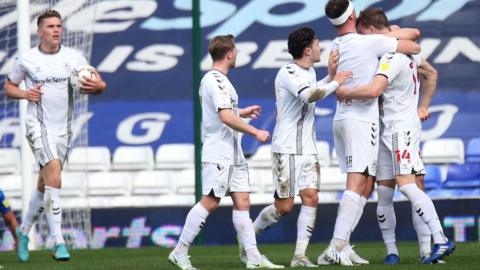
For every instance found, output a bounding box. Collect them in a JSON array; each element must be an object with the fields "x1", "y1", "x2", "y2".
[
  {"x1": 466, "y1": 138, "x2": 480, "y2": 163},
  {"x1": 443, "y1": 163, "x2": 480, "y2": 189},
  {"x1": 423, "y1": 165, "x2": 443, "y2": 190}
]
